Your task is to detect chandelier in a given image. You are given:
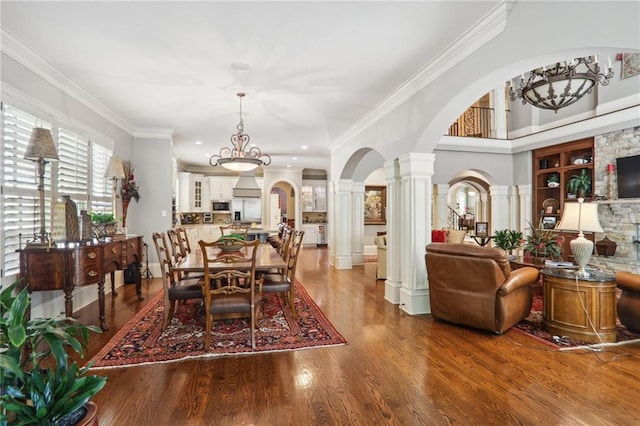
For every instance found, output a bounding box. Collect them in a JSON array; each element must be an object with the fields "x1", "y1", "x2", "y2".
[
  {"x1": 508, "y1": 56, "x2": 613, "y2": 113},
  {"x1": 209, "y1": 92, "x2": 271, "y2": 172}
]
